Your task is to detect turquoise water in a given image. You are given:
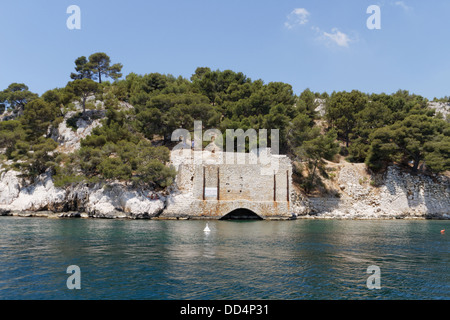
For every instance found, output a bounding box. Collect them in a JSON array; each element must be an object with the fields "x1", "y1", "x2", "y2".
[{"x1": 0, "y1": 217, "x2": 448, "y2": 300}]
